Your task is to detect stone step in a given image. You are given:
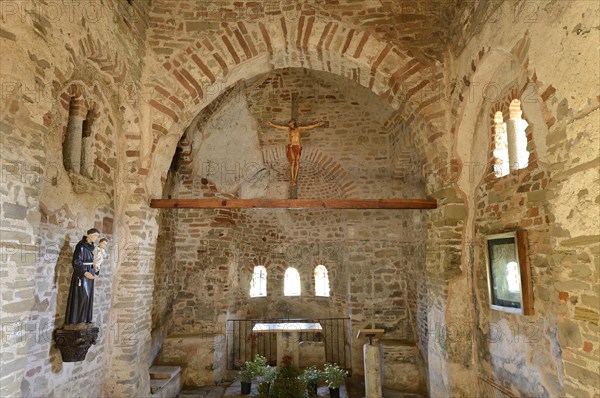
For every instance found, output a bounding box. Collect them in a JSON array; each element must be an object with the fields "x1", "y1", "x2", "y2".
[
  {"x1": 346, "y1": 374, "x2": 425, "y2": 398},
  {"x1": 177, "y1": 382, "x2": 425, "y2": 398},
  {"x1": 150, "y1": 365, "x2": 182, "y2": 396},
  {"x1": 382, "y1": 388, "x2": 425, "y2": 398},
  {"x1": 150, "y1": 365, "x2": 182, "y2": 380},
  {"x1": 150, "y1": 378, "x2": 171, "y2": 394}
]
